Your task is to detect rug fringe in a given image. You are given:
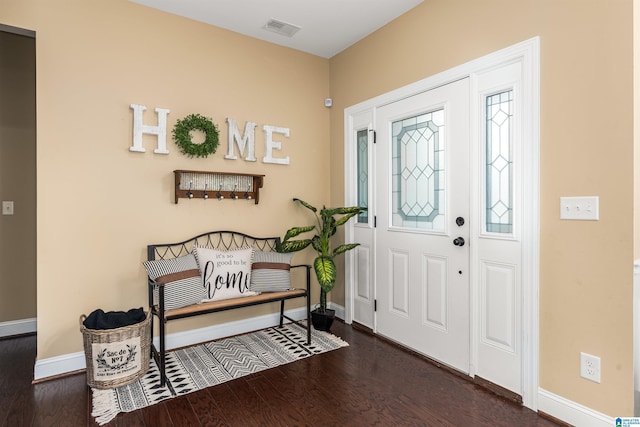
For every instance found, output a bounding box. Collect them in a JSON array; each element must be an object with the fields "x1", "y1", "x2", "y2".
[
  {"x1": 91, "y1": 388, "x2": 120, "y2": 426},
  {"x1": 309, "y1": 326, "x2": 350, "y2": 347},
  {"x1": 322, "y1": 333, "x2": 349, "y2": 347}
]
